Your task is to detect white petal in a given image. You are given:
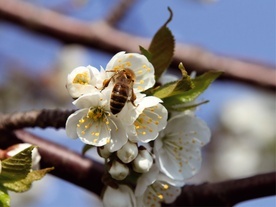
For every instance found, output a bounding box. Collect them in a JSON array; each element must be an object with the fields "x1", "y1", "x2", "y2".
[
  {"x1": 151, "y1": 181, "x2": 181, "y2": 204},
  {"x1": 105, "y1": 52, "x2": 155, "y2": 91},
  {"x1": 77, "y1": 119, "x2": 111, "y2": 146},
  {"x1": 103, "y1": 185, "x2": 136, "y2": 207},
  {"x1": 157, "y1": 173, "x2": 185, "y2": 187},
  {"x1": 73, "y1": 92, "x2": 107, "y2": 109},
  {"x1": 65, "y1": 109, "x2": 88, "y2": 139},
  {"x1": 136, "y1": 96, "x2": 163, "y2": 114},
  {"x1": 135, "y1": 165, "x2": 159, "y2": 197},
  {"x1": 143, "y1": 104, "x2": 168, "y2": 132},
  {"x1": 104, "y1": 116, "x2": 128, "y2": 152},
  {"x1": 141, "y1": 187, "x2": 162, "y2": 207},
  {"x1": 67, "y1": 66, "x2": 91, "y2": 84},
  {"x1": 131, "y1": 104, "x2": 167, "y2": 143},
  {"x1": 154, "y1": 113, "x2": 211, "y2": 180},
  {"x1": 165, "y1": 113, "x2": 211, "y2": 146},
  {"x1": 66, "y1": 66, "x2": 97, "y2": 98},
  {"x1": 105, "y1": 51, "x2": 126, "y2": 72}
]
